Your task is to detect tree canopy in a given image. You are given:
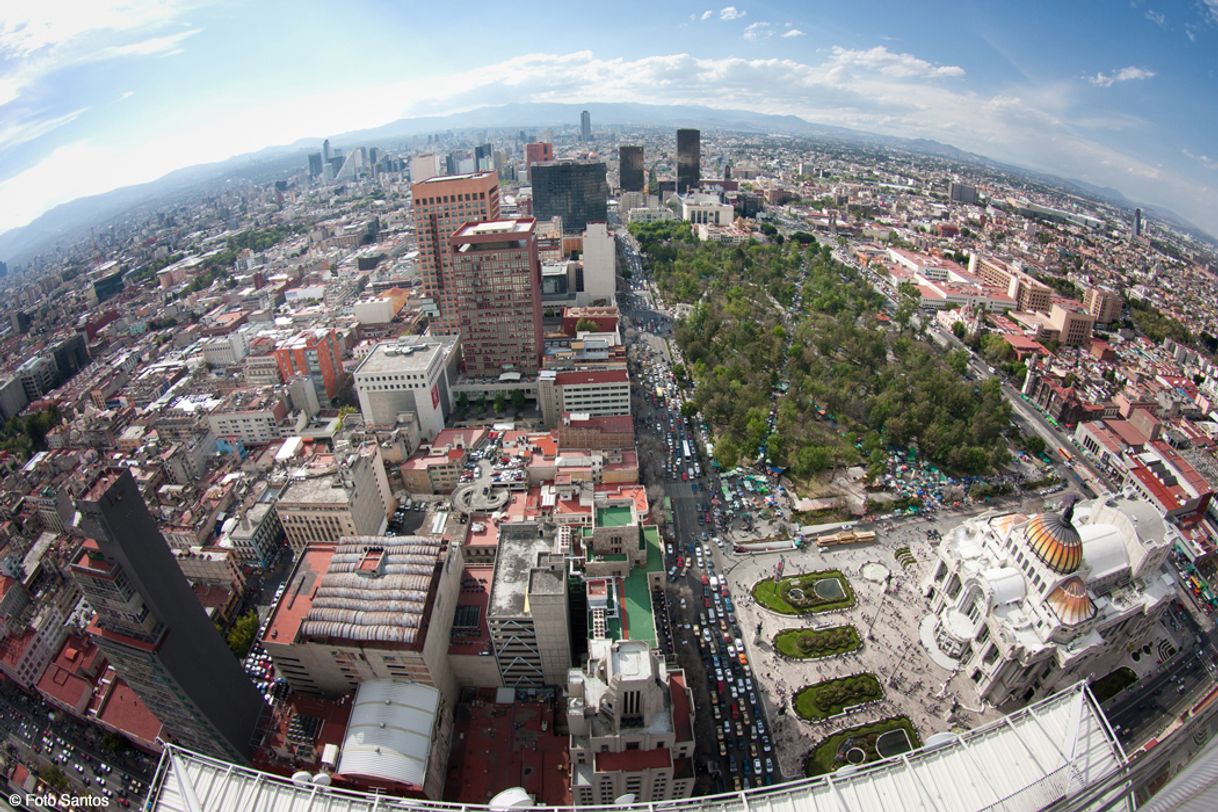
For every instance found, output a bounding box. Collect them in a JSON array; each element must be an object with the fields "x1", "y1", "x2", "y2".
[{"x1": 634, "y1": 227, "x2": 1013, "y2": 477}]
